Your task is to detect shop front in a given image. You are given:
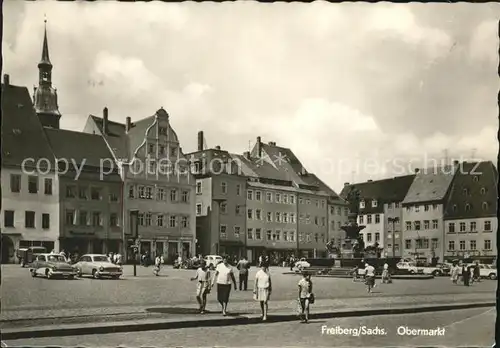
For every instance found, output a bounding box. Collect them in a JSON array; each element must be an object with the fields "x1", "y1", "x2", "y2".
[{"x1": 219, "y1": 240, "x2": 245, "y2": 260}]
